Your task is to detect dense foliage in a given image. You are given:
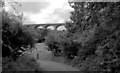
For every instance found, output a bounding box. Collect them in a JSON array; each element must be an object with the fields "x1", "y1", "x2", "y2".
[
  {"x1": 1, "y1": 1, "x2": 41, "y2": 71},
  {"x1": 45, "y1": 30, "x2": 67, "y2": 56},
  {"x1": 45, "y1": 2, "x2": 120, "y2": 72},
  {"x1": 2, "y1": 55, "x2": 41, "y2": 71},
  {"x1": 35, "y1": 28, "x2": 49, "y2": 43},
  {"x1": 2, "y1": 10, "x2": 36, "y2": 60},
  {"x1": 2, "y1": 0, "x2": 120, "y2": 72},
  {"x1": 65, "y1": 2, "x2": 120, "y2": 72}
]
